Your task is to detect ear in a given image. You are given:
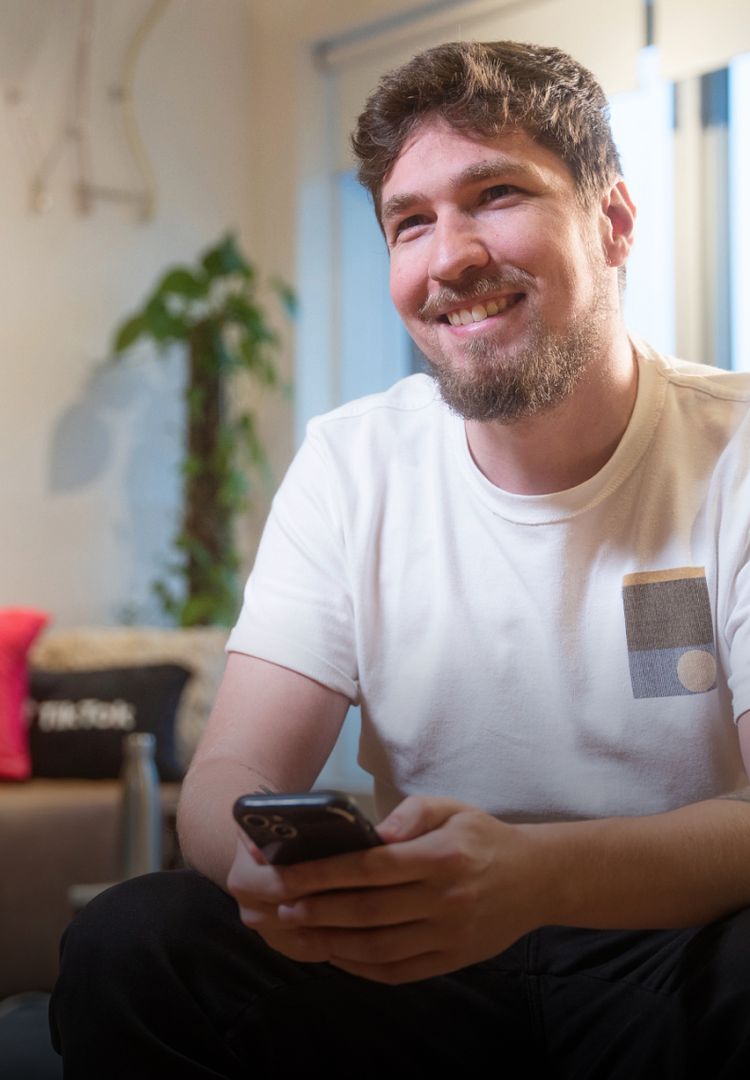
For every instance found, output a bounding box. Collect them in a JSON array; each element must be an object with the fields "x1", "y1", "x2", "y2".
[{"x1": 600, "y1": 180, "x2": 636, "y2": 268}]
